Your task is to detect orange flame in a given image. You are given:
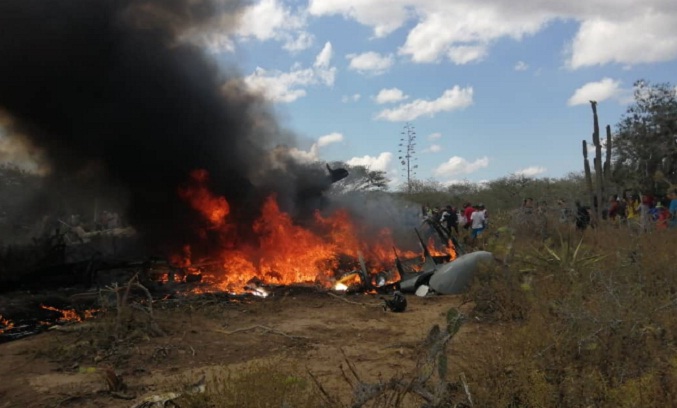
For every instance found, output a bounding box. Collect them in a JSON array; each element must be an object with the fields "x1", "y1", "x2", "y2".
[
  {"x1": 175, "y1": 170, "x2": 424, "y2": 293},
  {"x1": 41, "y1": 305, "x2": 98, "y2": 323},
  {"x1": 427, "y1": 236, "x2": 457, "y2": 260},
  {"x1": 0, "y1": 314, "x2": 14, "y2": 334},
  {"x1": 178, "y1": 169, "x2": 230, "y2": 228}
]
